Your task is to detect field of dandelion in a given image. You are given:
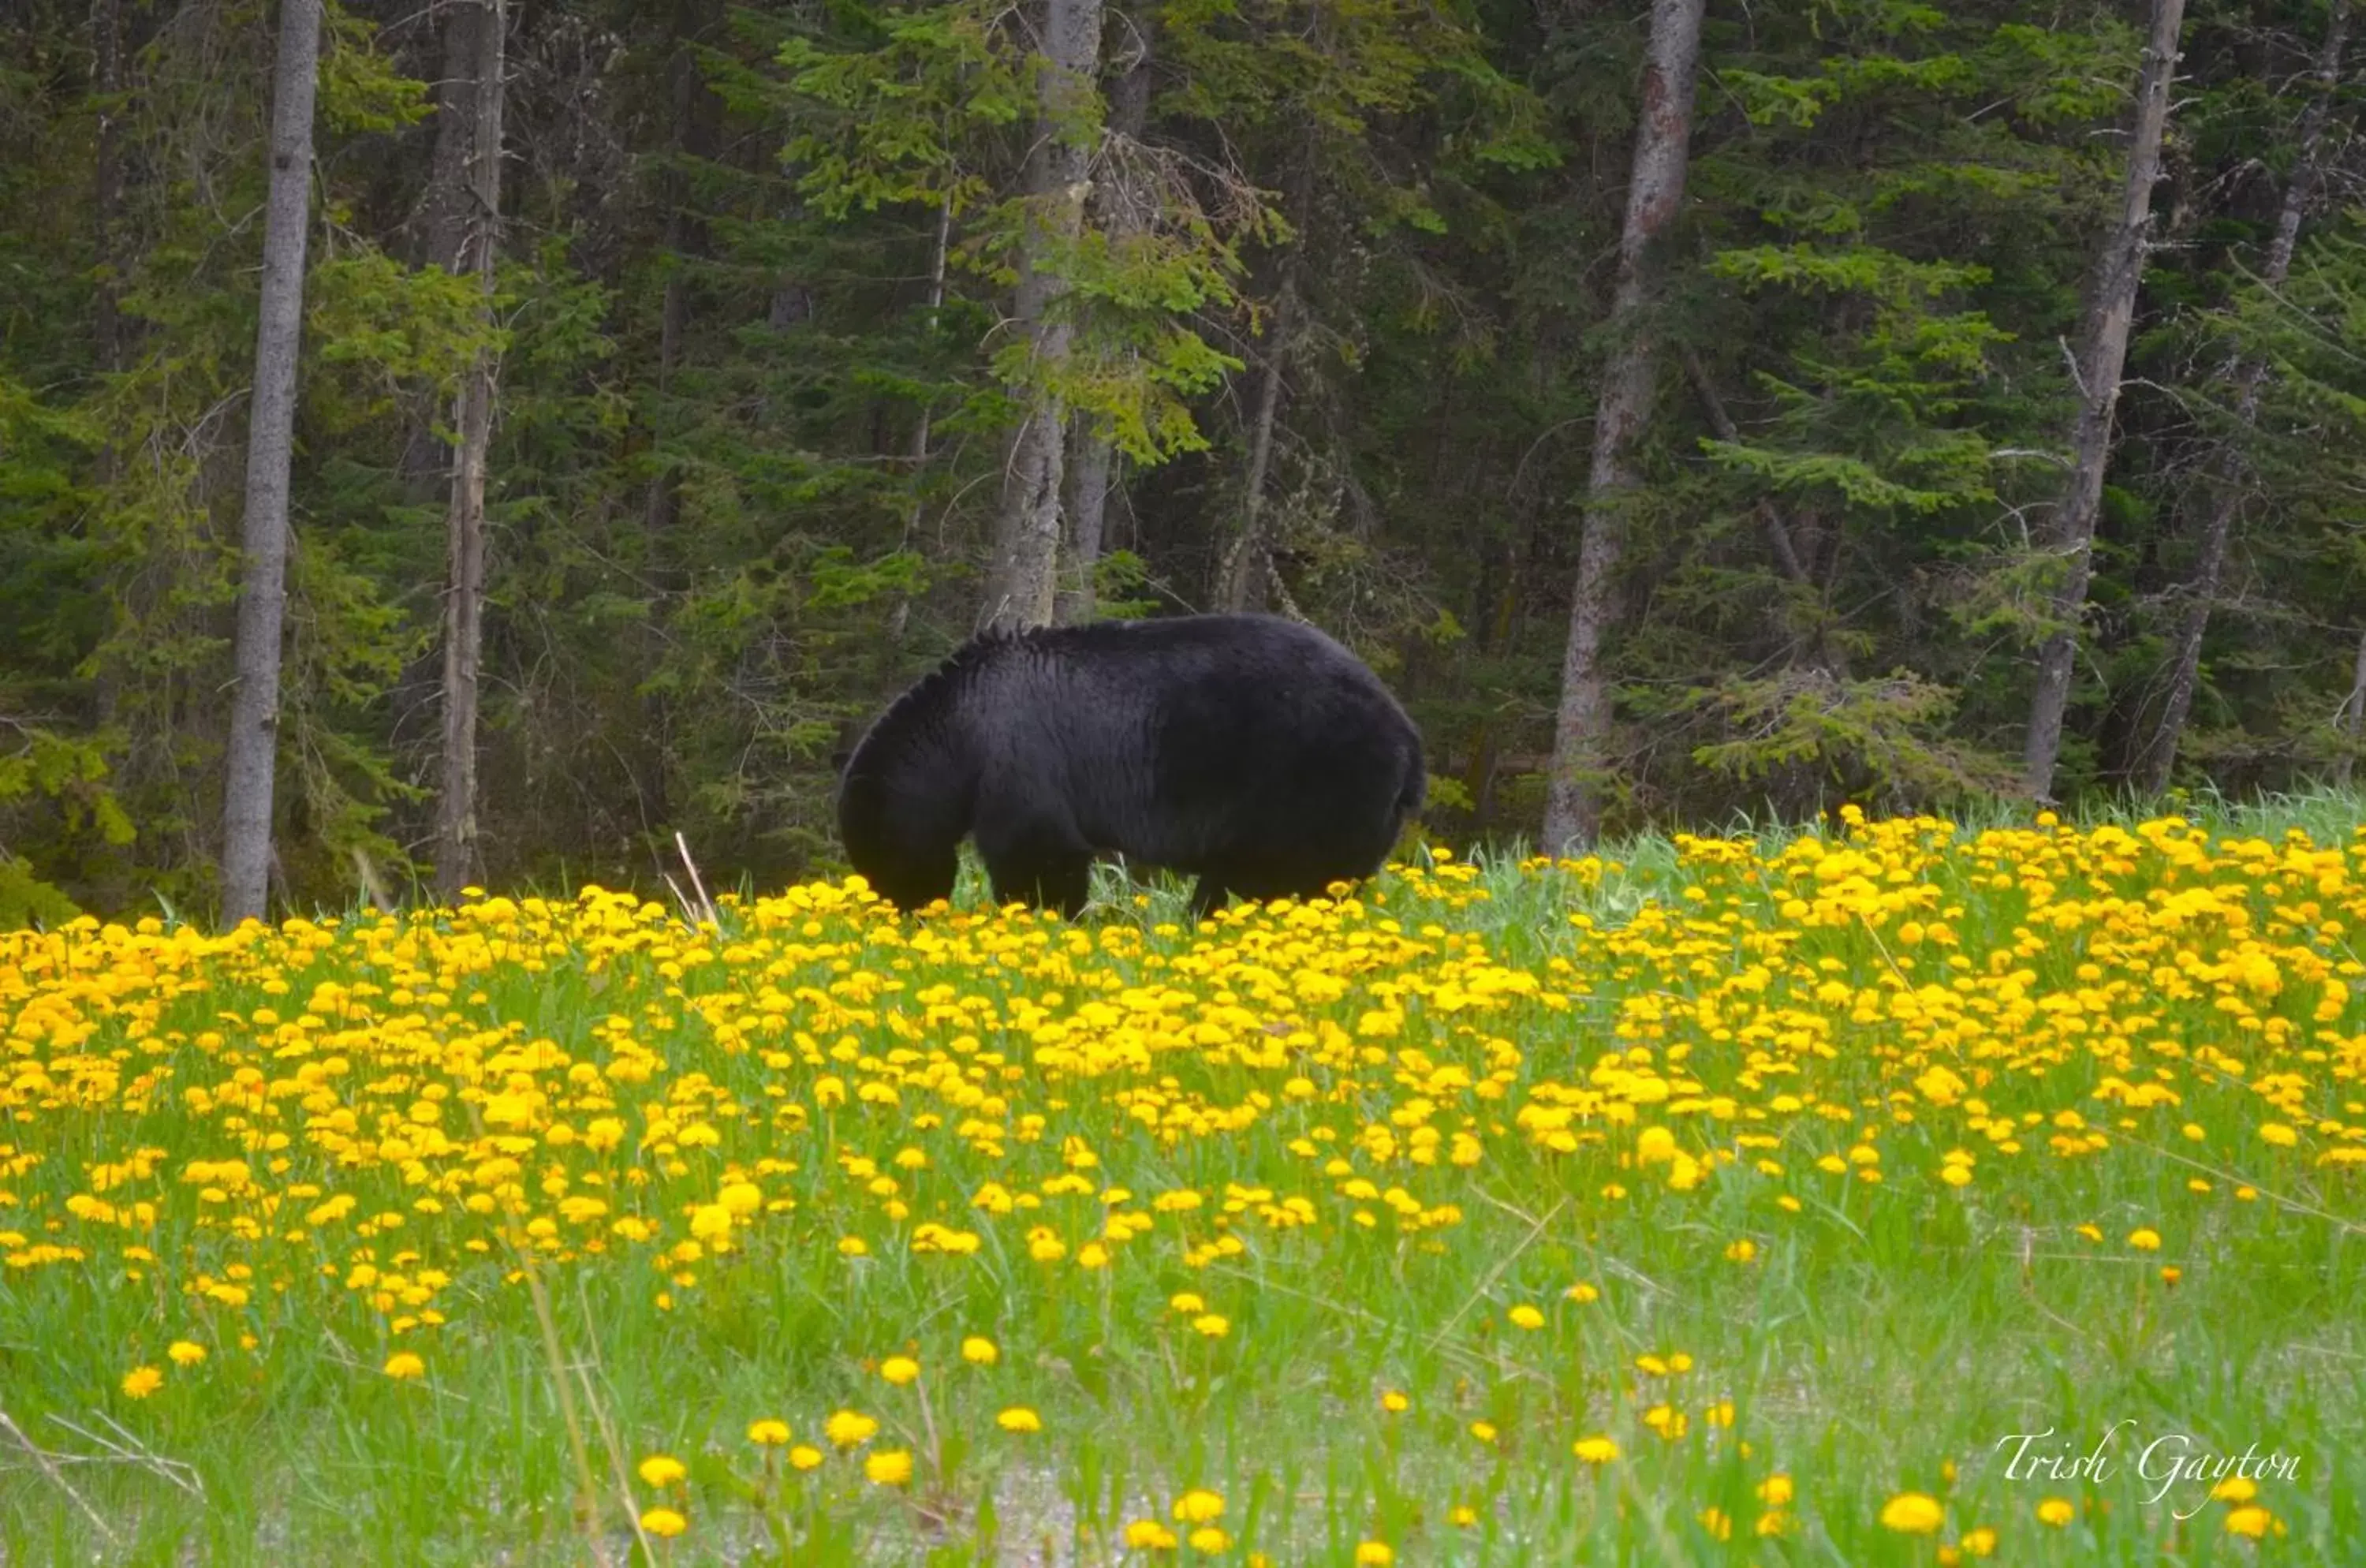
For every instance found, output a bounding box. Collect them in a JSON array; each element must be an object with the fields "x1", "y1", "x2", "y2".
[{"x1": 3, "y1": 806, "x2": 2364, "y2": 1566}]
